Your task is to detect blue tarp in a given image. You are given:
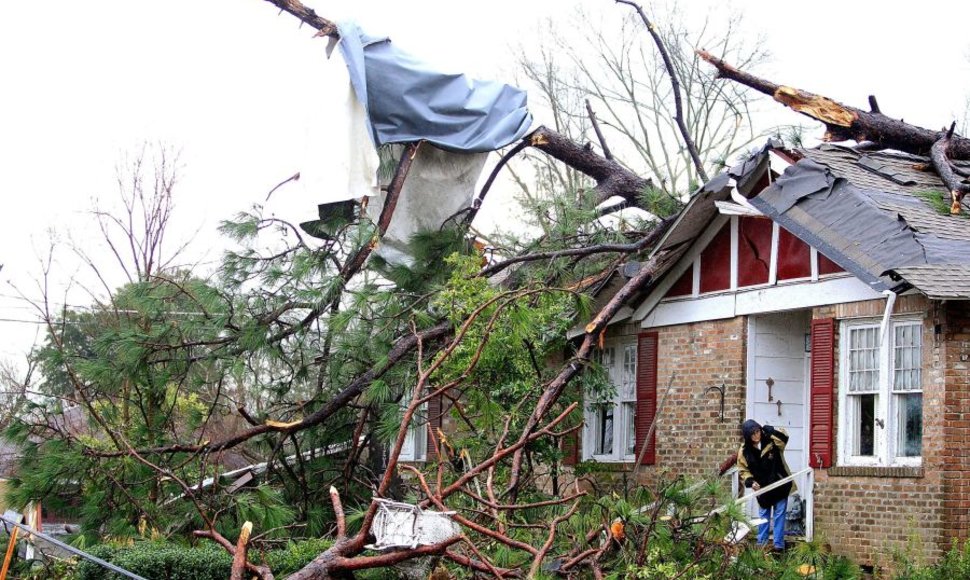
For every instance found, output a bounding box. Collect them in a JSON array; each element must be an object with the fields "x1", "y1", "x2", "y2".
[{"x1": 336, "y1": 21, "x2": 533, "y2": 153}]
